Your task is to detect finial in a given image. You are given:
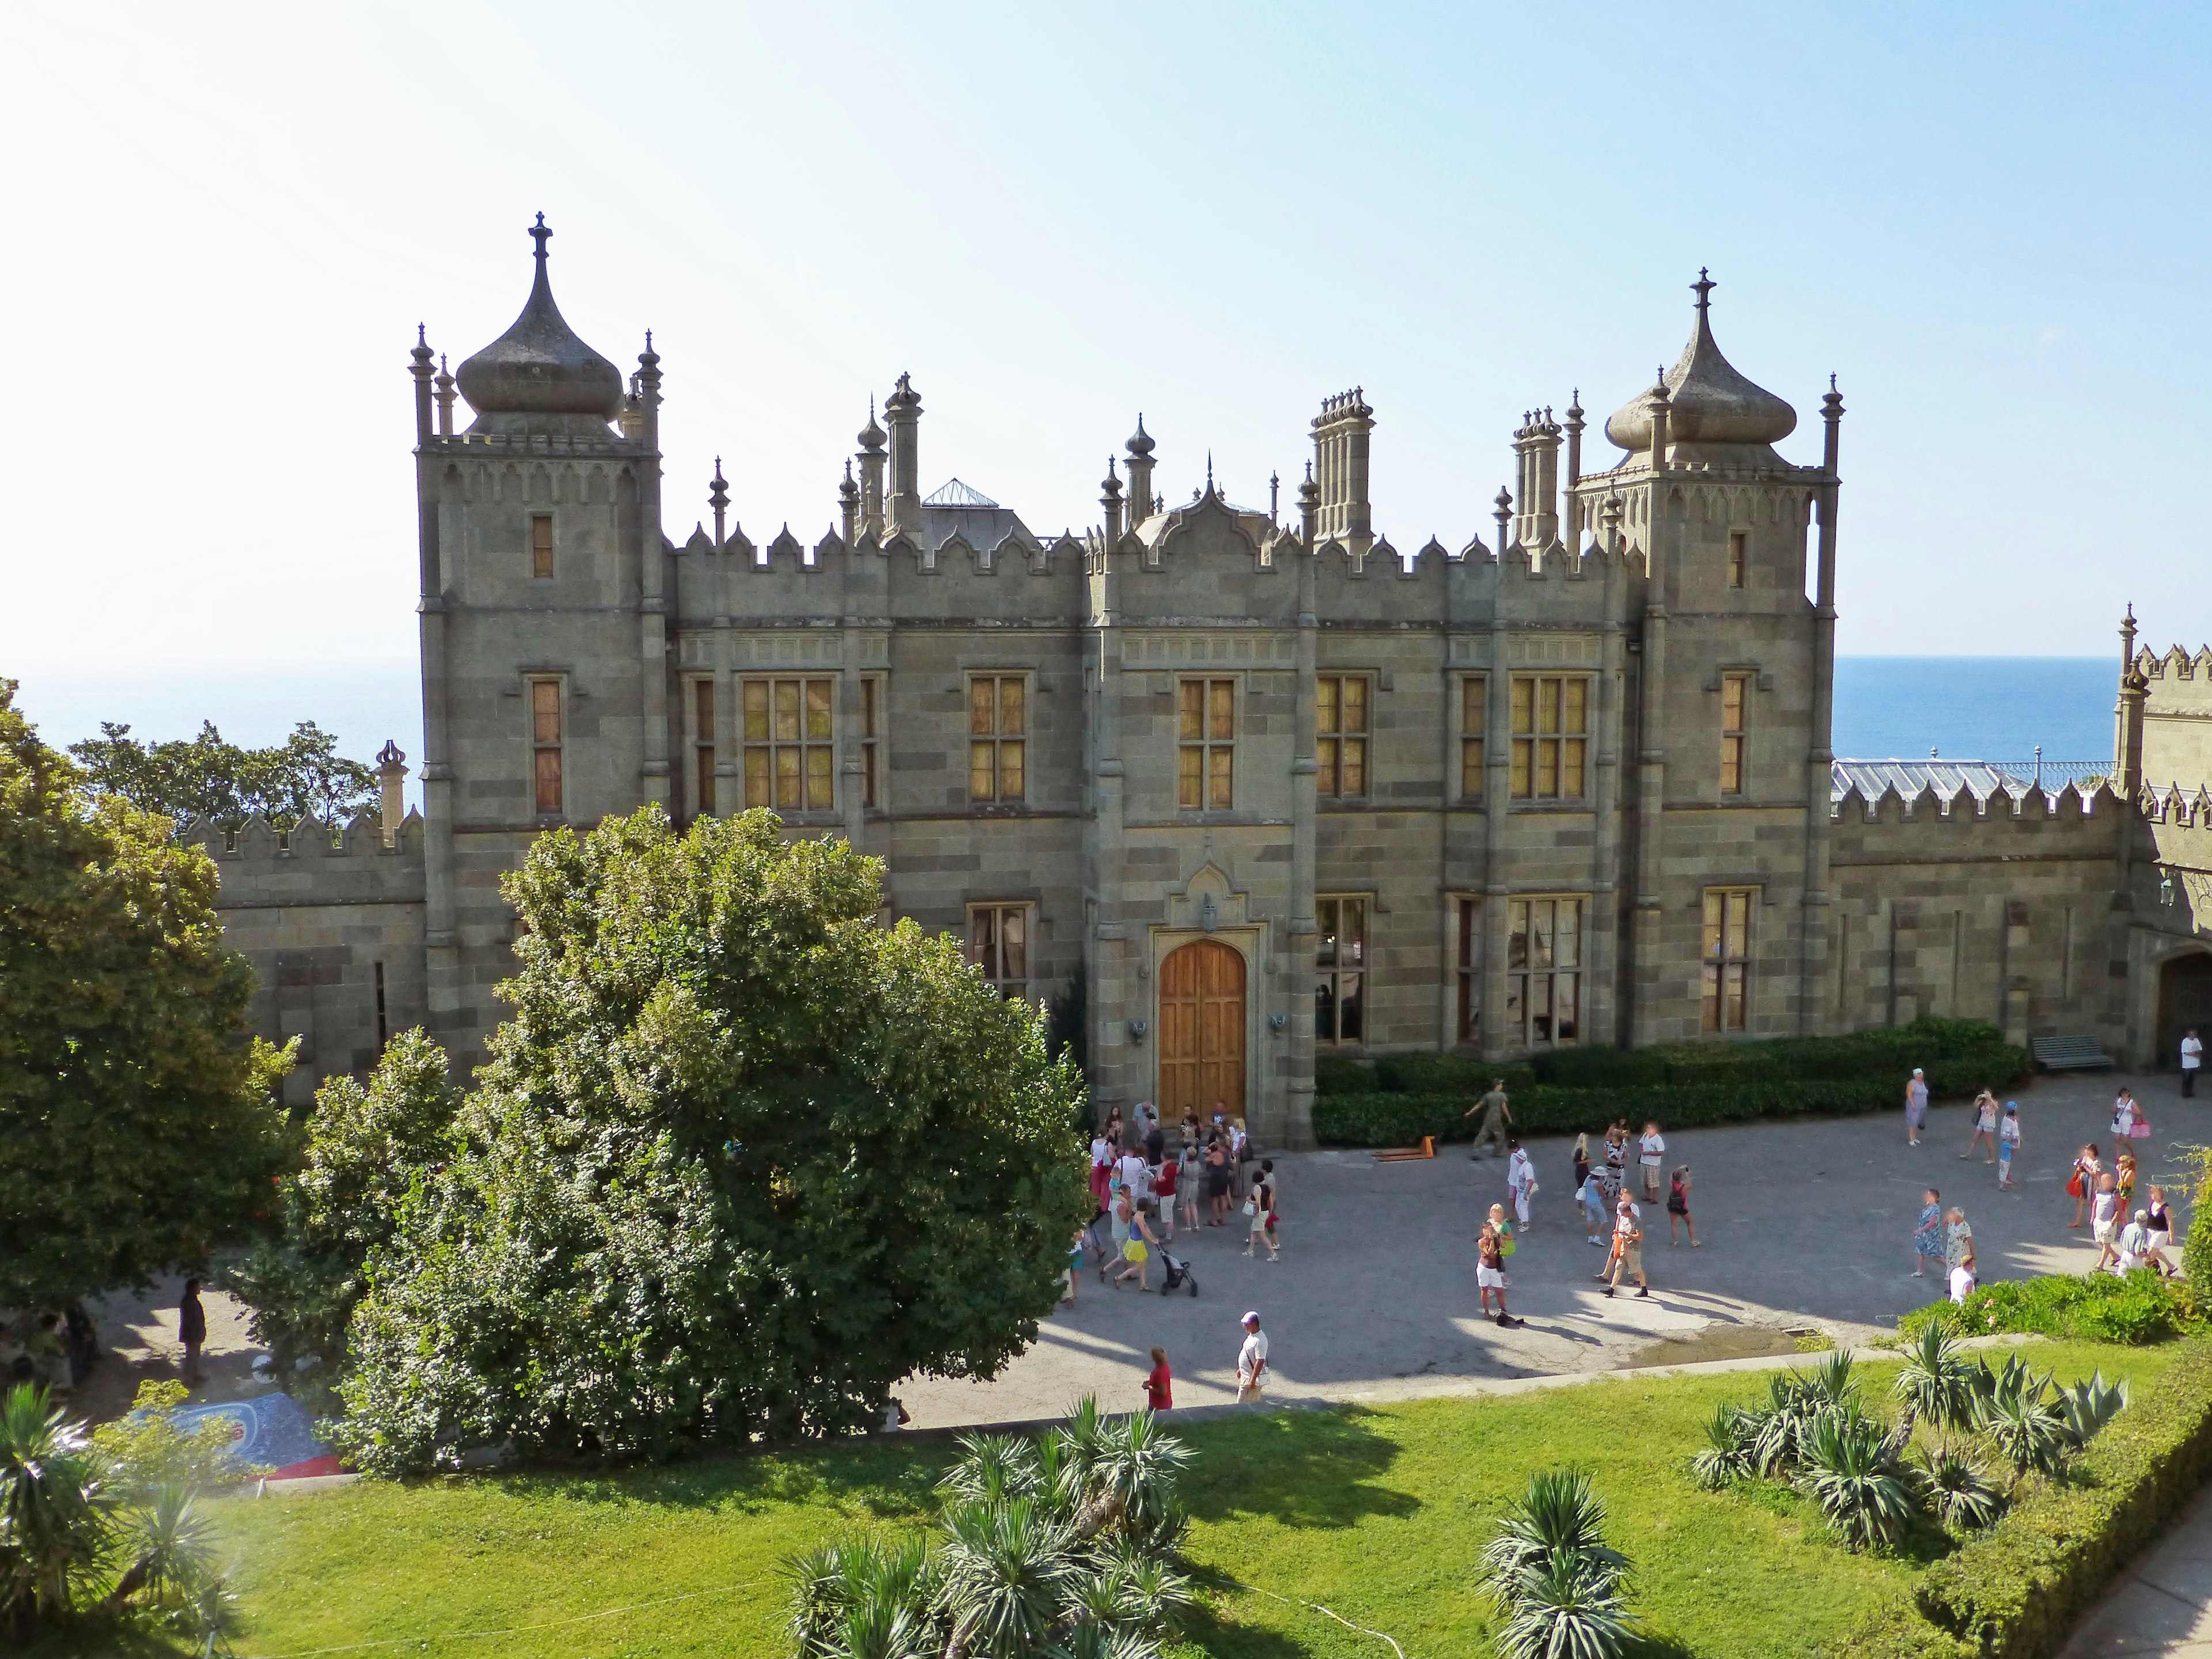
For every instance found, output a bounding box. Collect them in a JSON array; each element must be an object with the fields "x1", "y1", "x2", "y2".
[
  {"x1": 1127, "y1": 414, "x2": 1156, "y2": 457},
  {"x1": 416, "y1": 323, "x2": 426, "y2": 347},
  {"x1": 1830, "y1": 373, "x2": 1838, "y2": 391},
  {"x1": 1494, "y1": 487, "x2": 1512, "y2": 518},
  {"x1": 1206, "y1": 450, "x2": 1214, "y2": 494},
  {"x1": 438, "y1": 353, "x2": 448, "y2": 374},
  {"x1": 1692, "y1": 267, "x2": 1714, "y2": 313},
  {"x1": 529, "y1": 213, "x2": 551, "y2": 262}
]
